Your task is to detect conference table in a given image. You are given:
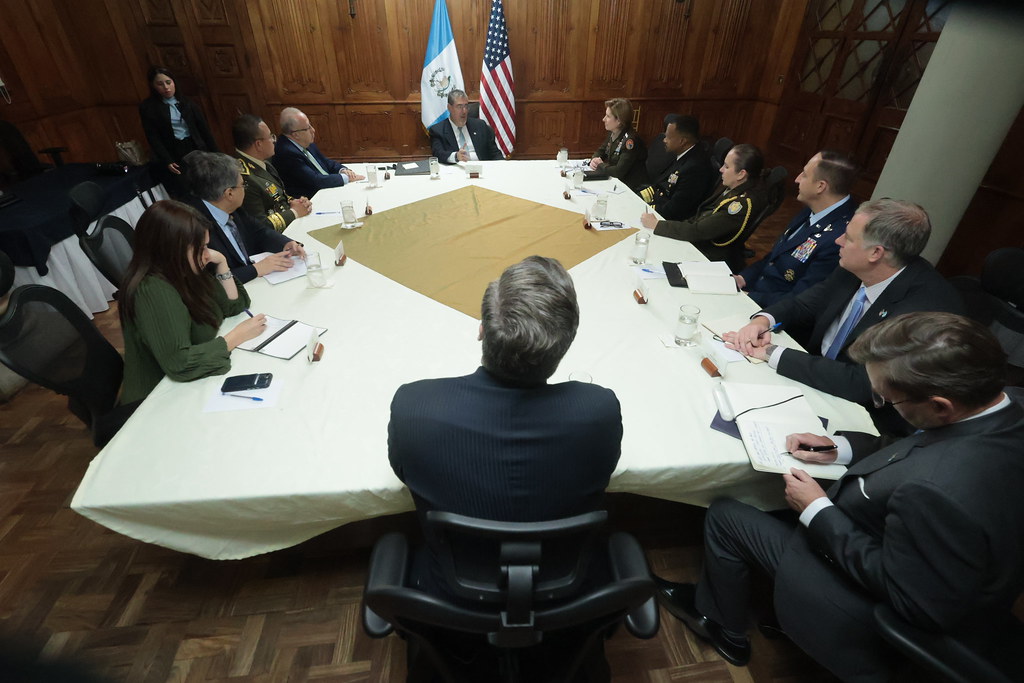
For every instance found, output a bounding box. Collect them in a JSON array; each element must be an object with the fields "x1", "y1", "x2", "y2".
[{"x1": 70, "y1": 160, "x2": 876, "y2": 560}]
